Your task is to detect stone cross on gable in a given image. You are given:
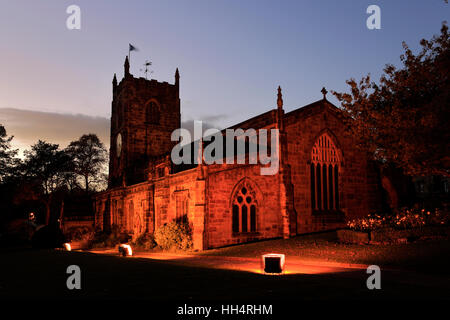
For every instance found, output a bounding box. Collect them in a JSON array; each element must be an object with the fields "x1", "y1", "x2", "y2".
[{"x1": 321, "y1": 87, "x2": 328, "y2": 100}]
